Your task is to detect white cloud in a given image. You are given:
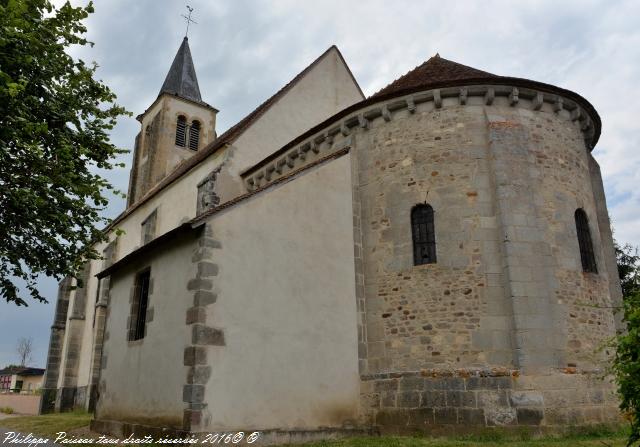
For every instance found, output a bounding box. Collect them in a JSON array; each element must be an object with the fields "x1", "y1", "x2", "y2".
[{"x1": 2, "y1": 0, "x2": 639, "y2": 366}]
